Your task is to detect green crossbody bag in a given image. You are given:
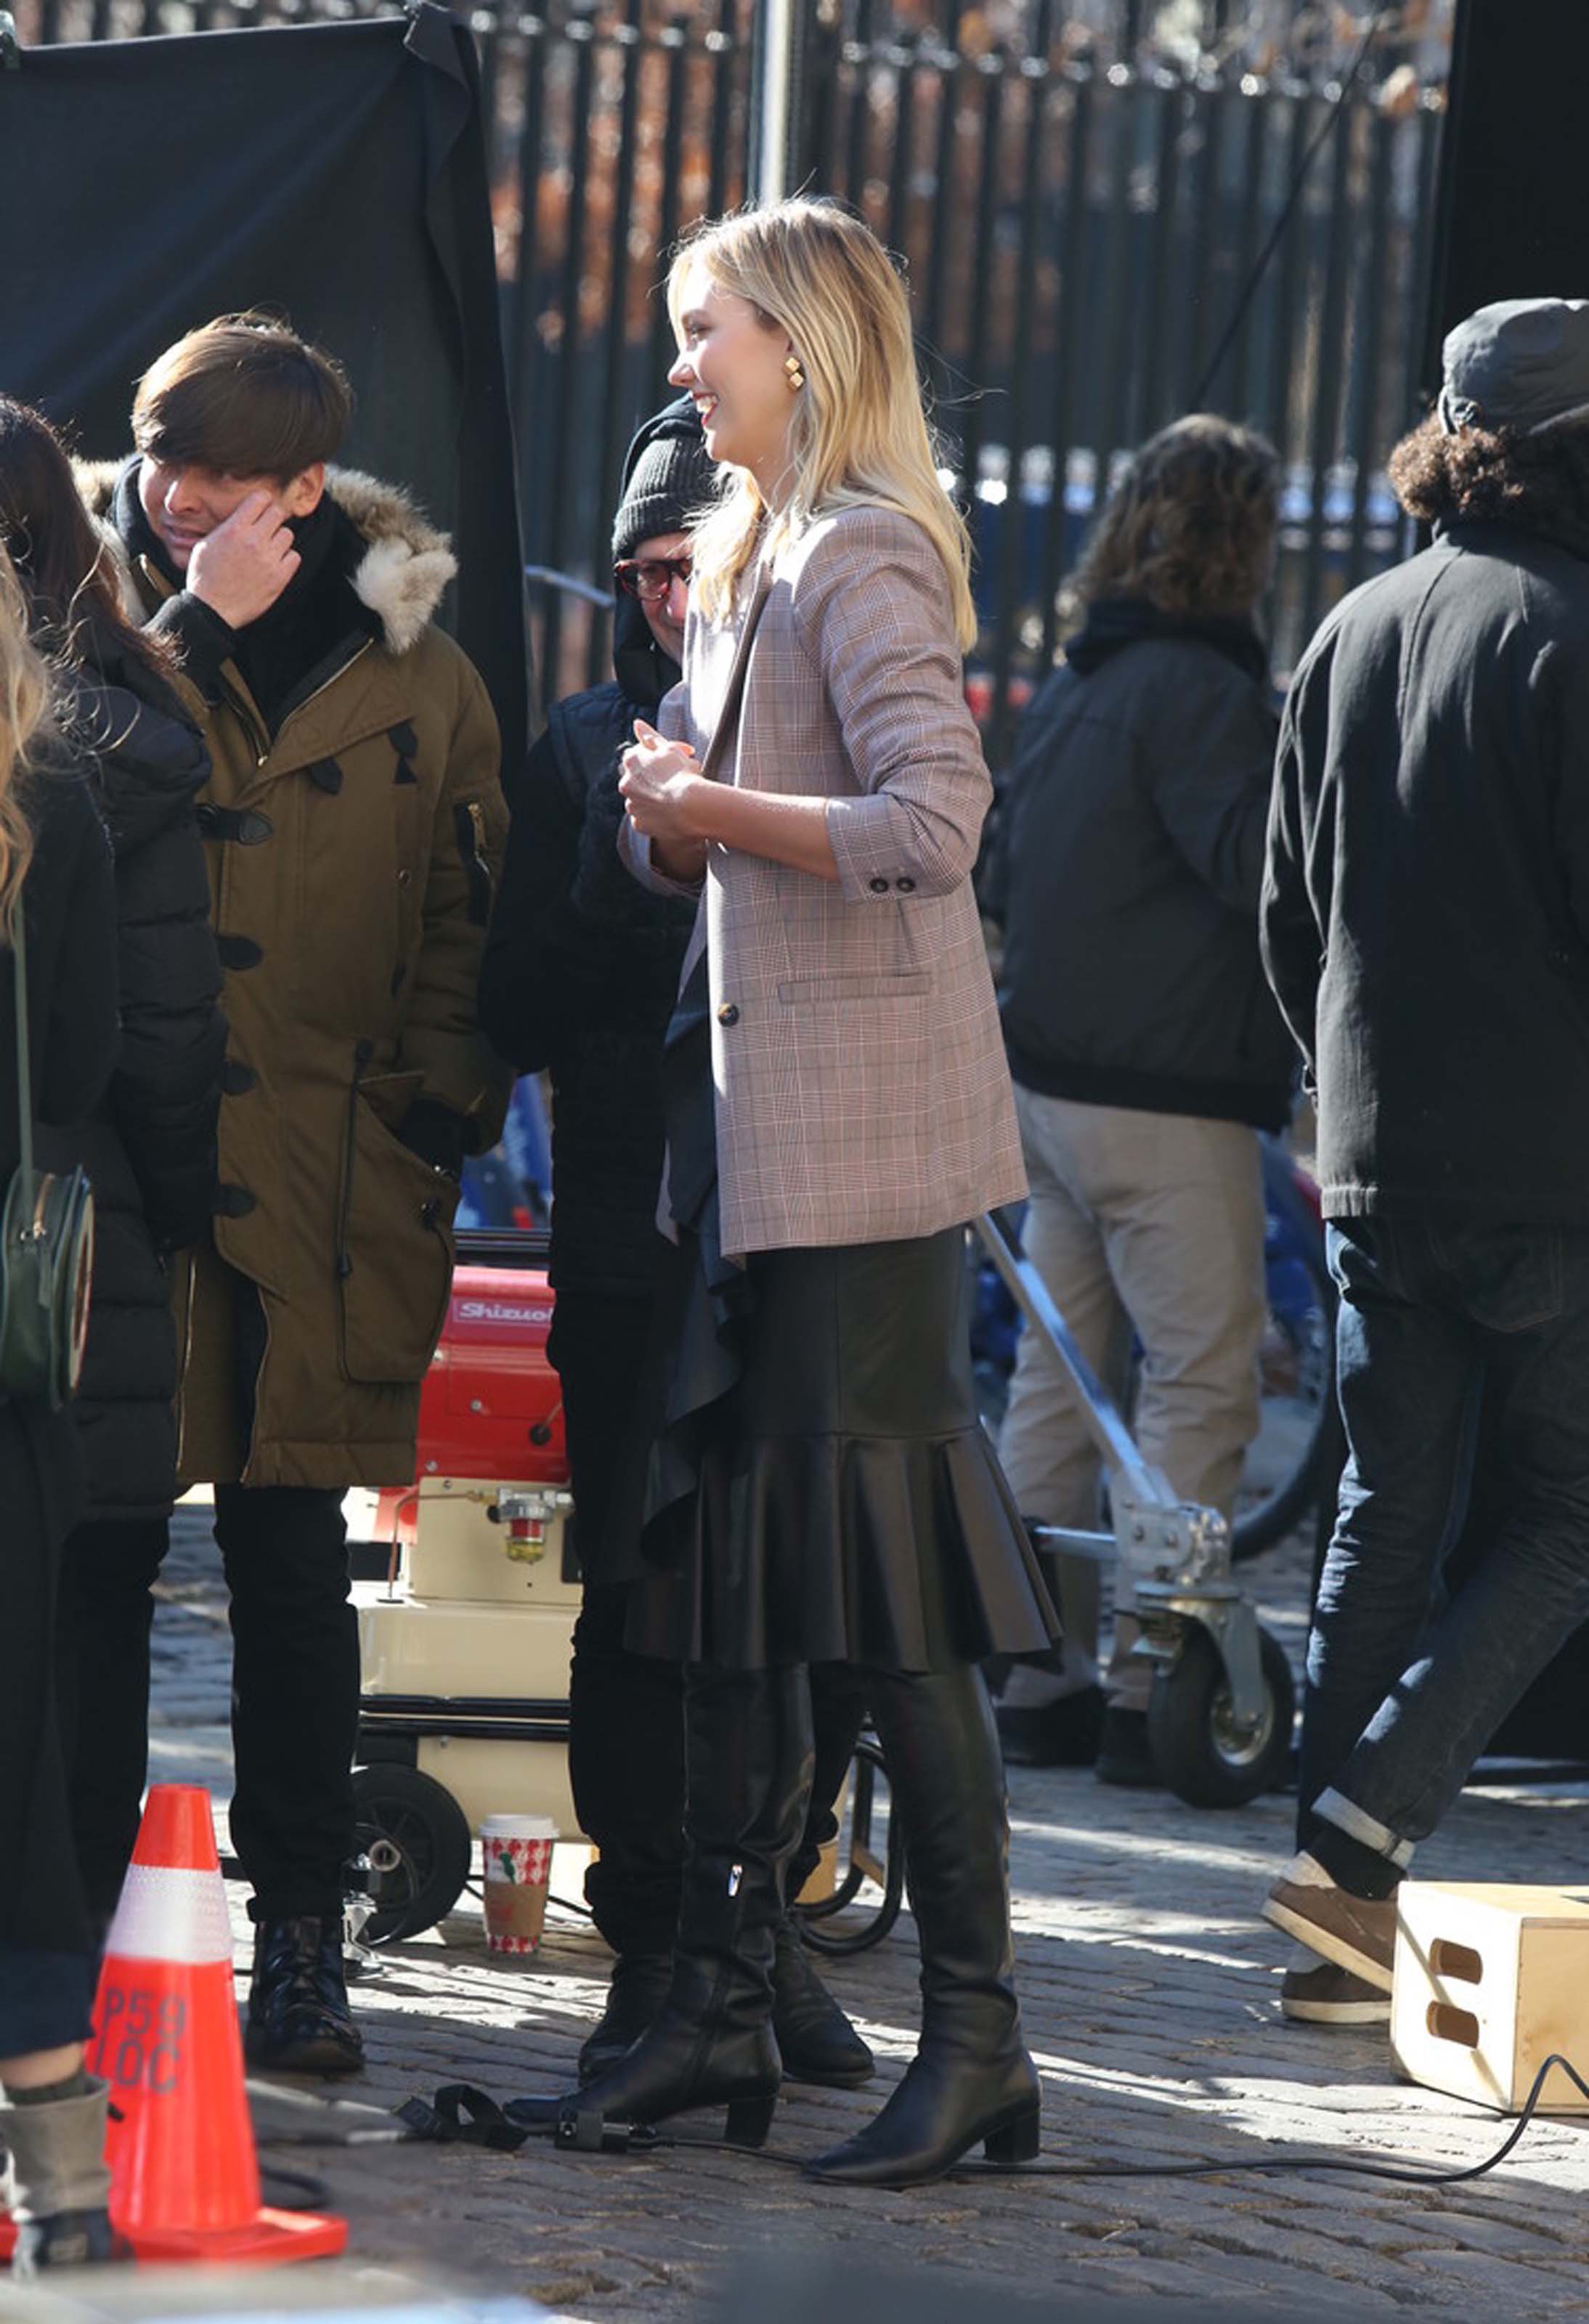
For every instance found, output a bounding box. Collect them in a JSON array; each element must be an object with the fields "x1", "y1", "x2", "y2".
[{"x1": 0, "y1": 908, "x2": 96, "y2": 1407}]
